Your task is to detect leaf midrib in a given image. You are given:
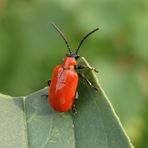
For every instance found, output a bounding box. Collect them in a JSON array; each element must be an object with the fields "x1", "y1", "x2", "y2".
[{"x1": 23, "y1": 96, "x2": 29, "y2": 148}]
